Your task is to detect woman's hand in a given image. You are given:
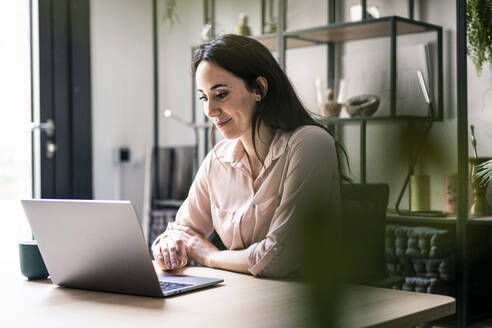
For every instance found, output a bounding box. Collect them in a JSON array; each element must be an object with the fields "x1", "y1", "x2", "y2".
[
  {"x1": 172, "y1": 224, "x2": 220, "y2": 267},
  {"x1": 157, "y1": 224, "x2": 250, "y2": 274},
  {"x1": 152, "y1": 229, "x2": 188, "y2": 271}
]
